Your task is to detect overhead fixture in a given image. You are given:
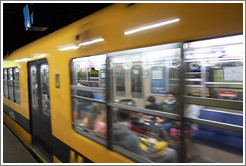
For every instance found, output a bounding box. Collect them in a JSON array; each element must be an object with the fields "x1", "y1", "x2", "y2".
[{"x1": 124, "y1": 18, "x2": 180, "y2": 35}]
